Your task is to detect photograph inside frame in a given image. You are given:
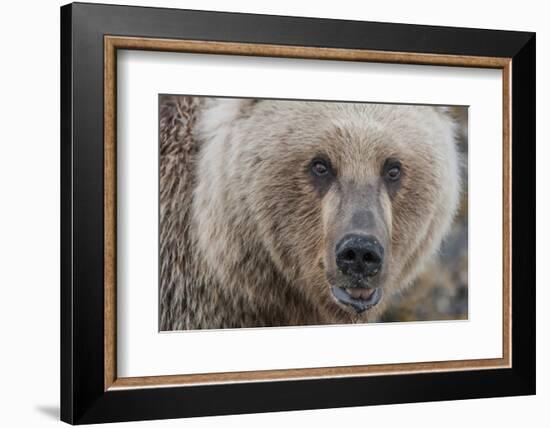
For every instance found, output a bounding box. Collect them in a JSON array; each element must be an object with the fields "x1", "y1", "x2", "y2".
[{"x1": 159, "y1": 95, "x2": 468, "y2": 331}]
